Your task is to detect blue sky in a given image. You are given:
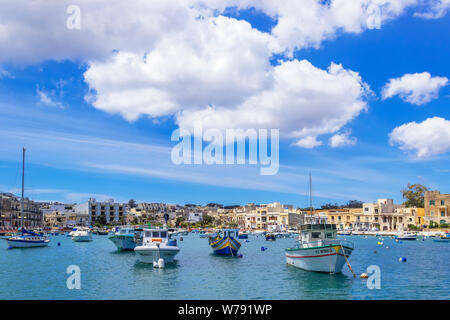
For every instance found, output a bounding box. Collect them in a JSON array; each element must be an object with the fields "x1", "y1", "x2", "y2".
[{"x1": 0, "y1": 1, "x2": 449, "y2": 207}]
